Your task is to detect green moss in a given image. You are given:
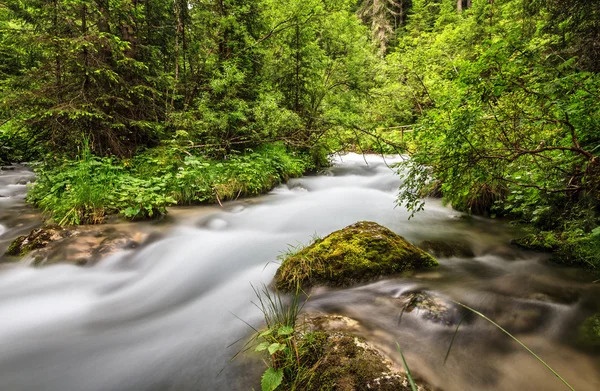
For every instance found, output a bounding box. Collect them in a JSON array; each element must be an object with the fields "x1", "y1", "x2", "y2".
[
  {"x1": 293, "y1": 331, "x2": 415, "y2": 391},
  {"x1": 4, "y1": 227, "x2": 66, "y2": 258},
  {"x1": 512, "y1": 228, "x2": 600, "y2": 269},
  {"x1": 551, "y1": 233, "x2": 600, "y2": 269},
  {"x1": 275, "y1": 221, "x2": 438, "y2": 291},
  {"x1": 577, "y1": 313, "x2": 600, "y2": 347},
  {"x1": 5, "y1": 236, "x2": 26, "y2": 256},
  {"x1": 512, "y1": 231, "x2": 562, "y2": 252}
]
